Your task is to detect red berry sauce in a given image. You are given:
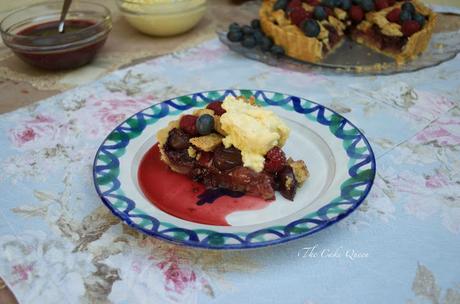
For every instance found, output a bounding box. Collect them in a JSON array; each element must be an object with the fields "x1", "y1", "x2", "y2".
[
  {"x1": 137, "y1": 144, "x2": 273, "y2": 226},
  {"x1": 13, "y1": 20, "x2": 107, "y2": 70}
]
